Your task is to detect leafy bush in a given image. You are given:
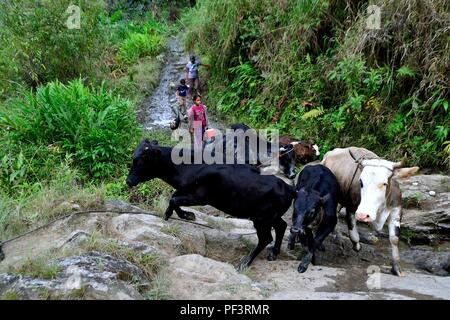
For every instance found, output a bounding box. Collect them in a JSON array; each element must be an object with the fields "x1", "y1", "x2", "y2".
[
  {"x1": 0, "y1": 0, "x2": 106, "y2": 88},
  {"x1": 118, "y1": 32, "x2": 165, "y2": 64},
  {"x1": 184, "y1": 0, "x2": 450, "y2": 169},
  {"x1": 0, "y1": 79, "x2": 139, "y2": 179}
]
